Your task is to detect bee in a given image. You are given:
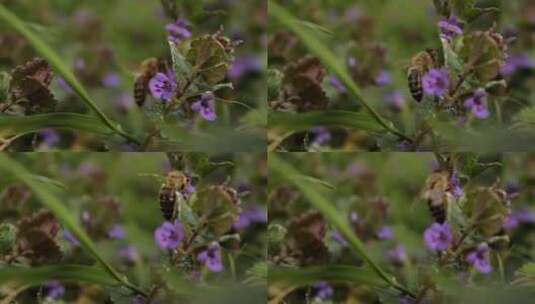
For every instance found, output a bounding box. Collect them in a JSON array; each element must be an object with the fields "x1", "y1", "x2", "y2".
[
  {"x1": 407, "y1": 49, "x2": 439, "y2": 102},
  {"x1": 133, "y1": 58, "x2": 167, "y2": 107},
  {"x1": 422, "y1": 171, "x2": 452, "y2": 223},
  {"x1": 159, "y1": 170, "x2": 188, "y2": 220}
]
